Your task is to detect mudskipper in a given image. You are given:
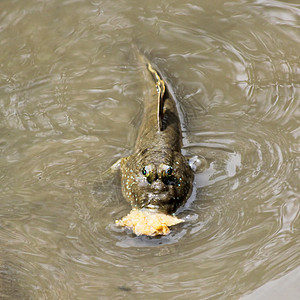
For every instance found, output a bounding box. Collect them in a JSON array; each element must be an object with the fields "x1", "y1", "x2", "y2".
[{"x1": 109, "y1": 52, "x2": 202, "y2": 235}]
